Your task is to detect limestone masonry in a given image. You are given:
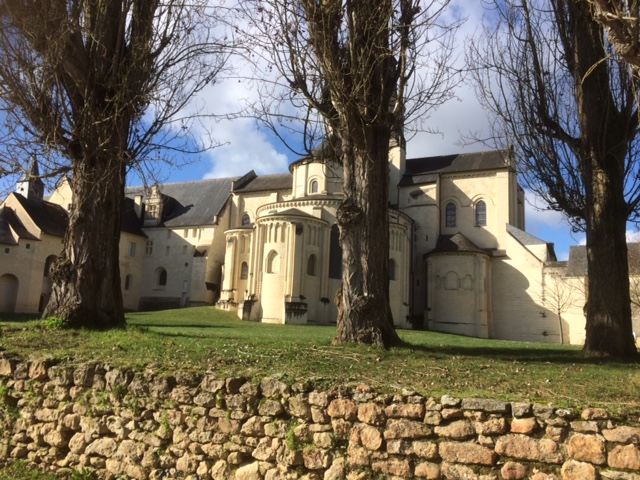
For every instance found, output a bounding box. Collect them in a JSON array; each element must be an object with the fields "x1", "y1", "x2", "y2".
[{"x1": 0, "y1": 356, "x2": 639, "y2": 479}]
